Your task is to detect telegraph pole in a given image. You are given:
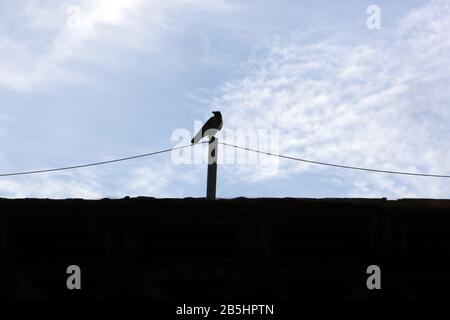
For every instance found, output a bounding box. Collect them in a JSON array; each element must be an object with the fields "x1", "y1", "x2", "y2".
[{"x1": 206, "y1": 136, "x2": 218, "y2": 200}]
